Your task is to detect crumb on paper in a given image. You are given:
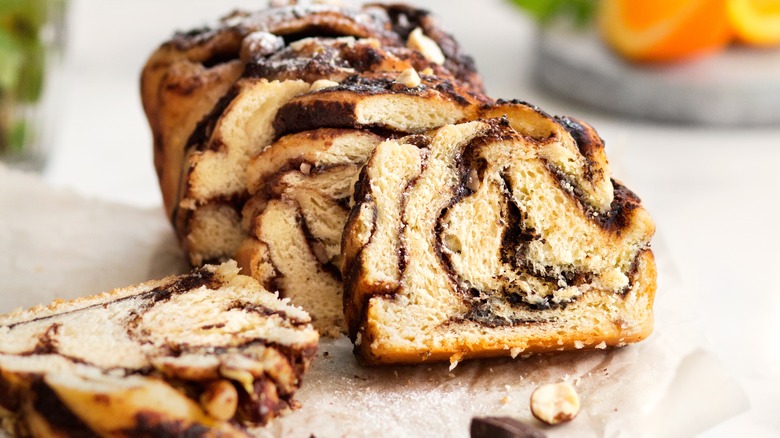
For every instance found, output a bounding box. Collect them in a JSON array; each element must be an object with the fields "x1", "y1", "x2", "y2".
[
  {"x1": 448, "y1": 353, "x2": 463, "y2": 371},
  {"x1": 500, "y1": 396, "x2": 511, "y2": 404}
]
